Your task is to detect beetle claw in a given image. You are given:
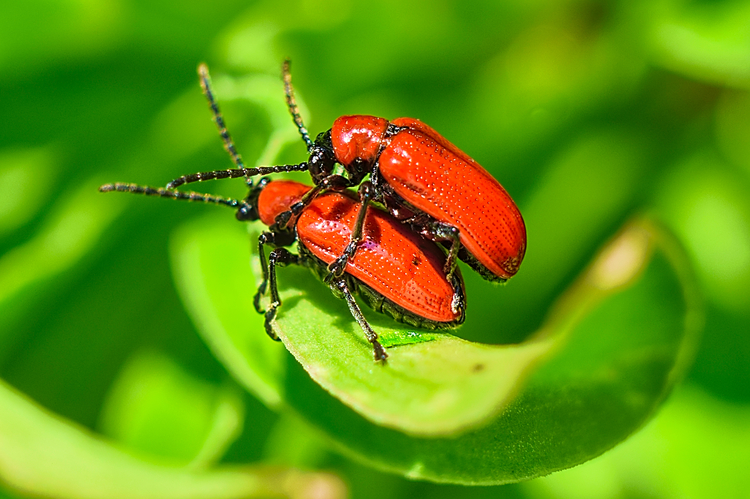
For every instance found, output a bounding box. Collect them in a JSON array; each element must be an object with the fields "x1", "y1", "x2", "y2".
[
  {"x1": 326, "y1": 256, "x2": 348, "y2": 282},
  {"x1": 373, "y1": 341, "x2": 388, "y2": 362},
  {"x1": 263, "y1": 307, "x2": 281, "y2": 341}
]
